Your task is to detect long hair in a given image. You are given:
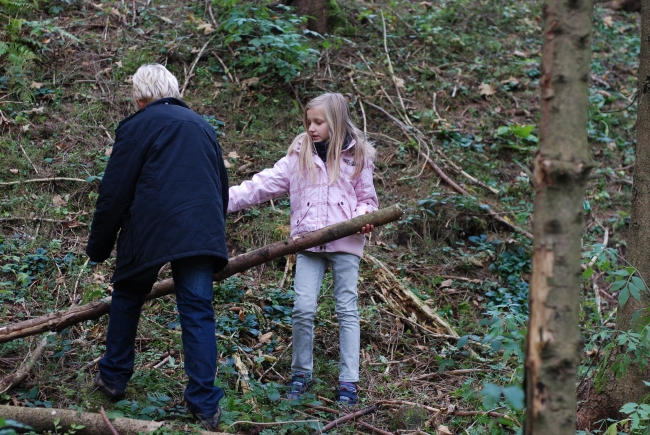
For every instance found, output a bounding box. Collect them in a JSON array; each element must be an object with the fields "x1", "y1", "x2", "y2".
[{"x1": 288, "y1": 93, "x2": 375, "y2": 184}]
